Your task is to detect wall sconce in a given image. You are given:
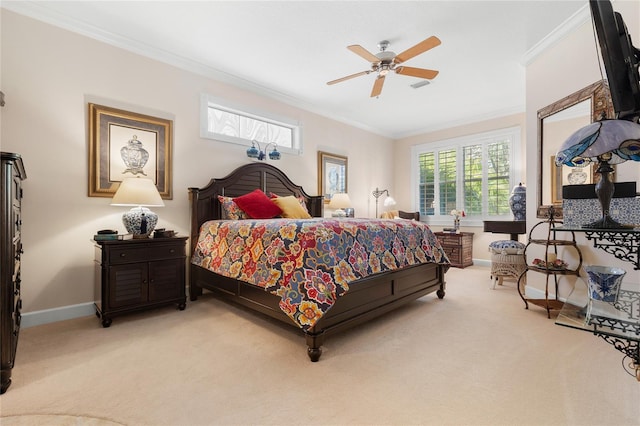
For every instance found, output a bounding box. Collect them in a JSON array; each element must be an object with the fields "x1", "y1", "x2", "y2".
[
  {"x1": 328, "y1": 193, "x2": 352, "y2": 217},
  {"x1": 246, "y1": 140, "x2": 281, "y2": 161},
  {"x1": 372, "y1": 187, "x2": 396, "y2": 218}
]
